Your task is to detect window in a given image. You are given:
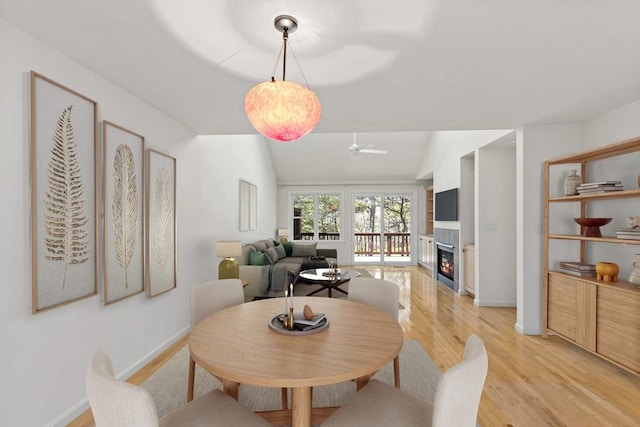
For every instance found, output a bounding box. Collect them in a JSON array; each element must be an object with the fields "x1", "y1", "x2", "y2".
[{"x1": 292, "y1": 193, "x2": 341, "y2": 241}]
